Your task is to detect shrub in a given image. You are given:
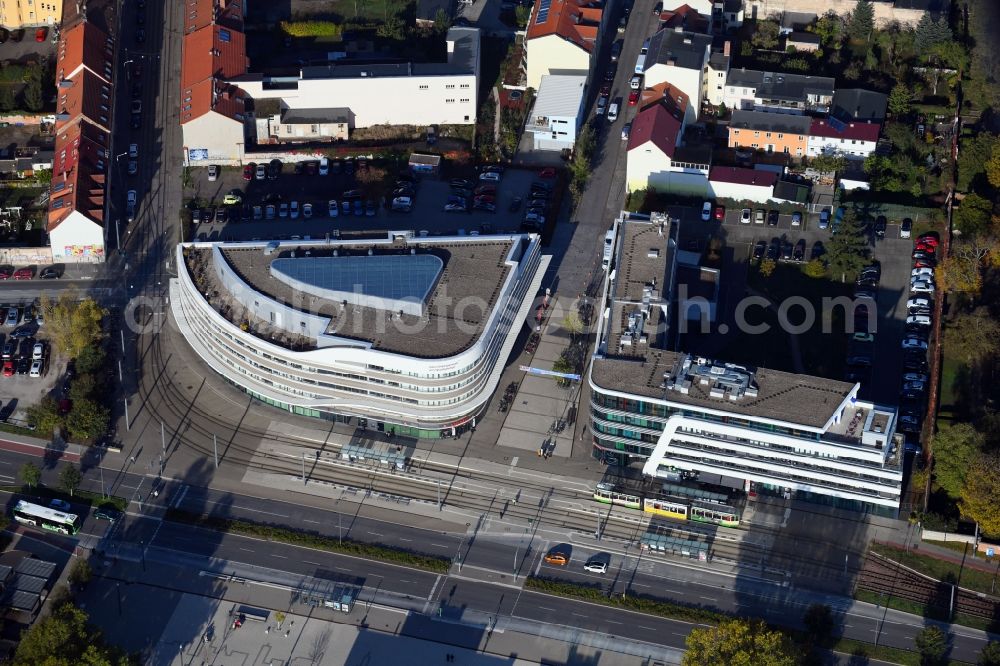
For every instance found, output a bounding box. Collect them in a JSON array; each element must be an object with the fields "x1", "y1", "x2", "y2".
[{"x1": 280, "y1": 20, "x2": 343, "y2": 38}]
